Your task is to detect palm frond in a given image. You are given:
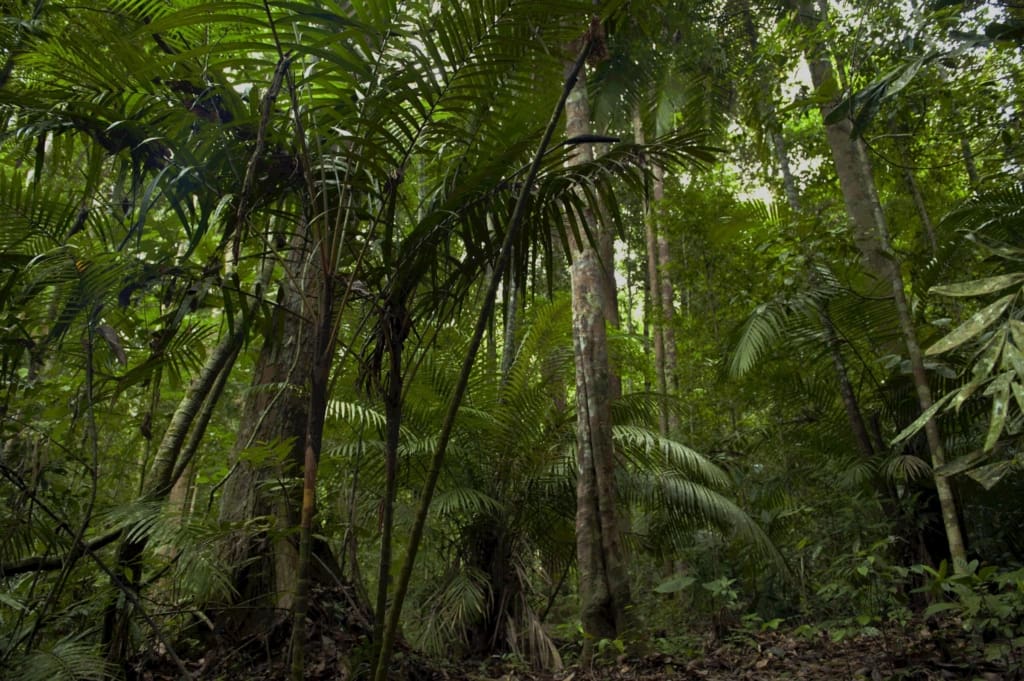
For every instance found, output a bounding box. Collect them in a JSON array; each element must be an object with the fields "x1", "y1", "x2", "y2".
[
  {"x1": 412, "y1": 566, "x2": 490, "y2": 656},
  {"x1": 11, "y1": 638, "x2": 110, "y2": 681},
  {"x1": 614, "y1": 424, "x2": 731, "y2": 488}
]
